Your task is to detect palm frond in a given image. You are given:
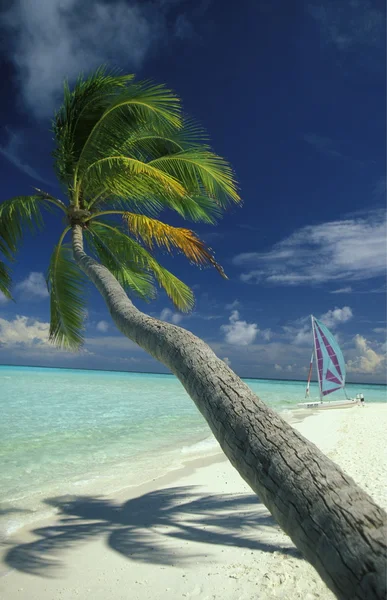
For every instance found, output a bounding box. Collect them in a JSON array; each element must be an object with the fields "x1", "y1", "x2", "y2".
[
  {"x1": 150, "y1": 263, "x2": 194, "y2": 312},
  {"x1": 91, "y1": 221, "x2": 194, "y2": 311},
  {"x1": 90, "y1": 192, "x2": 222, "y2": 223},
  {"x1": 52, "y1": 66, "x2": 135, "y2": 189},
  {"x1": 85, "y1": 223, "x2": 156, "y2": 300},
  {"x1": 124, "y1": 213, "x2": 227, "y2": 277},
  {"x1": 0, "y1": 195, "x2": 53, "y2": 259},
  {"x1": 47, "y1": 241, "x2": 87, "y2": 349},
  {"x1": 75, "y1": 81, "x2": 182, "y2": 184},
  {"x1": 81, "y1": 156, "x2": 186, "y2": 202},
  {"x1": 118, "y1": 118, "x2": 209, "y2": 162},
  {"x1": 150, "y1": 149, "x2": 240, "y2": 207},
  {"x1": 162, "y1": 194, "x2": 222, "y2": 224},
  {"x1": 0, "y1": 261, "x2": 12, "y2": 300}
]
